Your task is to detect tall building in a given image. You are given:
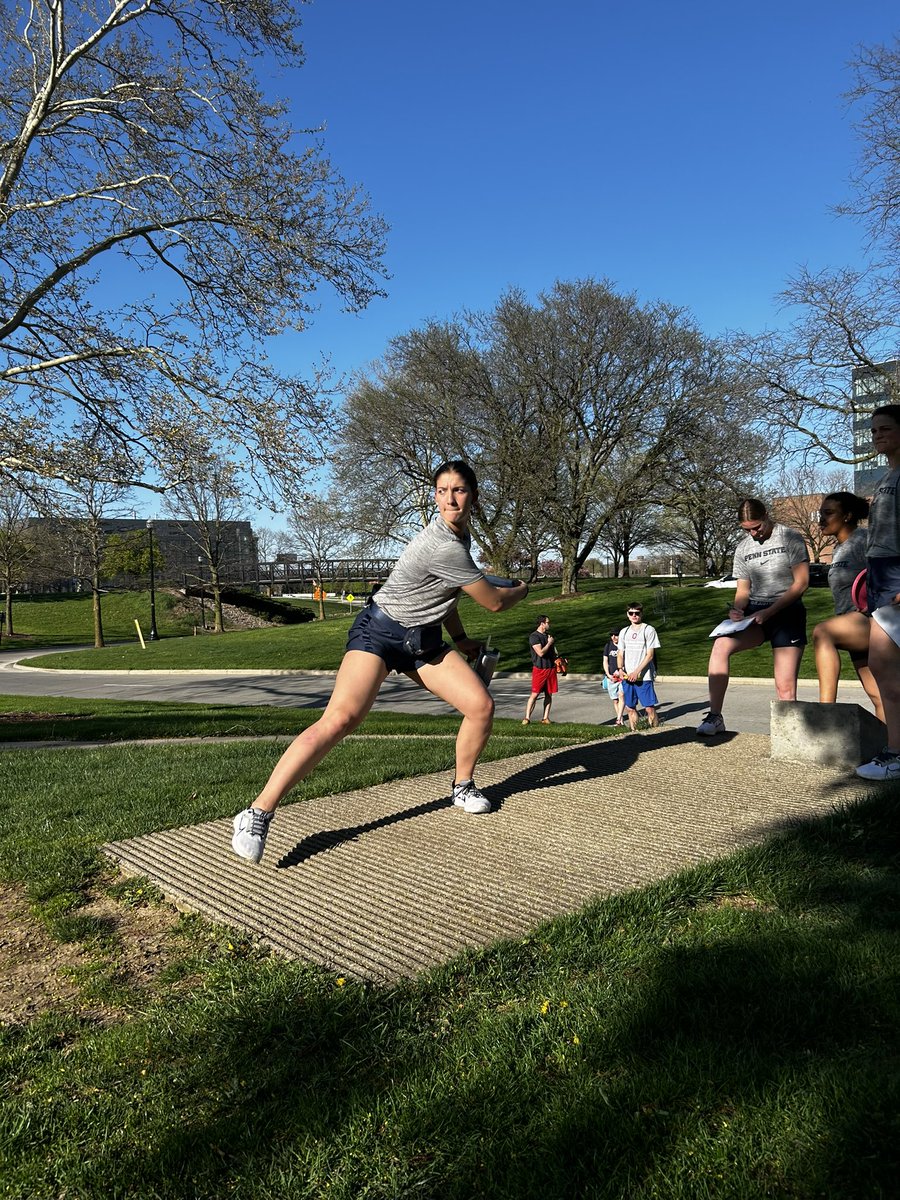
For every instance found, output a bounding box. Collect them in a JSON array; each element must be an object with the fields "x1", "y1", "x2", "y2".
[{"x1": 851, "y1": 359, "x2": 899, "y2": 493}]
